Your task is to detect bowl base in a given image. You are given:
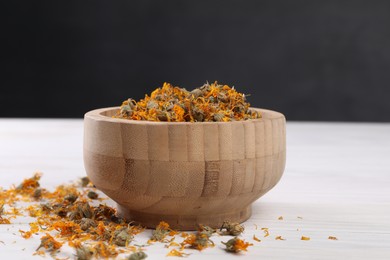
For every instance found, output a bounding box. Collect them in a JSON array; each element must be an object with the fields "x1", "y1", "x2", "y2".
[{"x1": 117, "y1": 204, "x2": 252, "y2": 231}]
